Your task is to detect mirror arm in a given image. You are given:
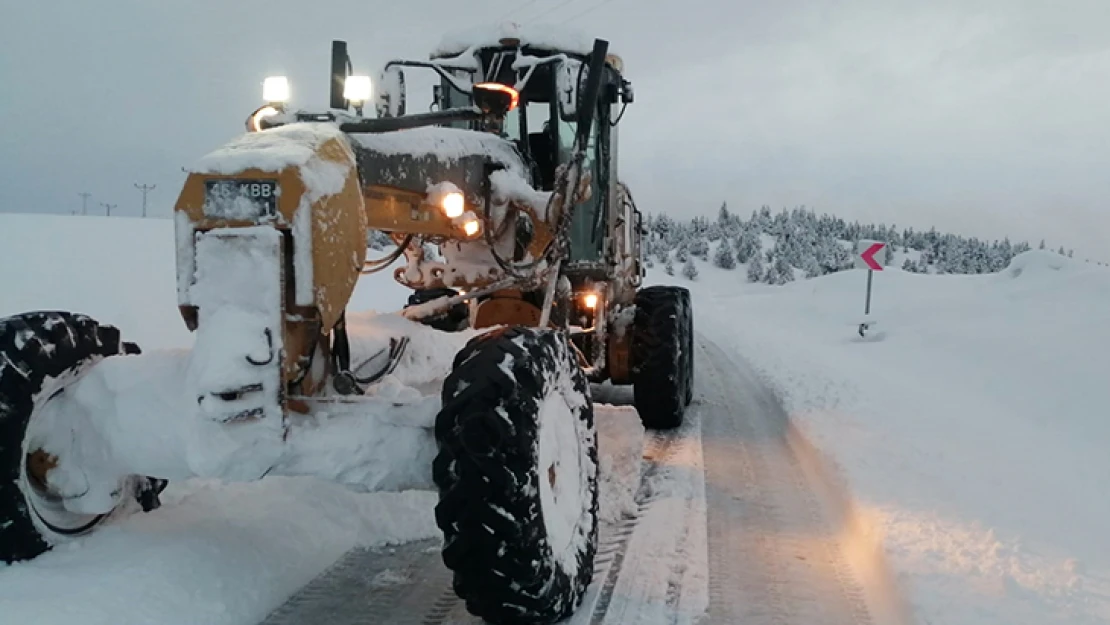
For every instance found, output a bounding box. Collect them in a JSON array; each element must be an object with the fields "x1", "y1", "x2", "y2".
[{"x1": 384, "y1": 59, "x2": 476, "y2": 94}]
